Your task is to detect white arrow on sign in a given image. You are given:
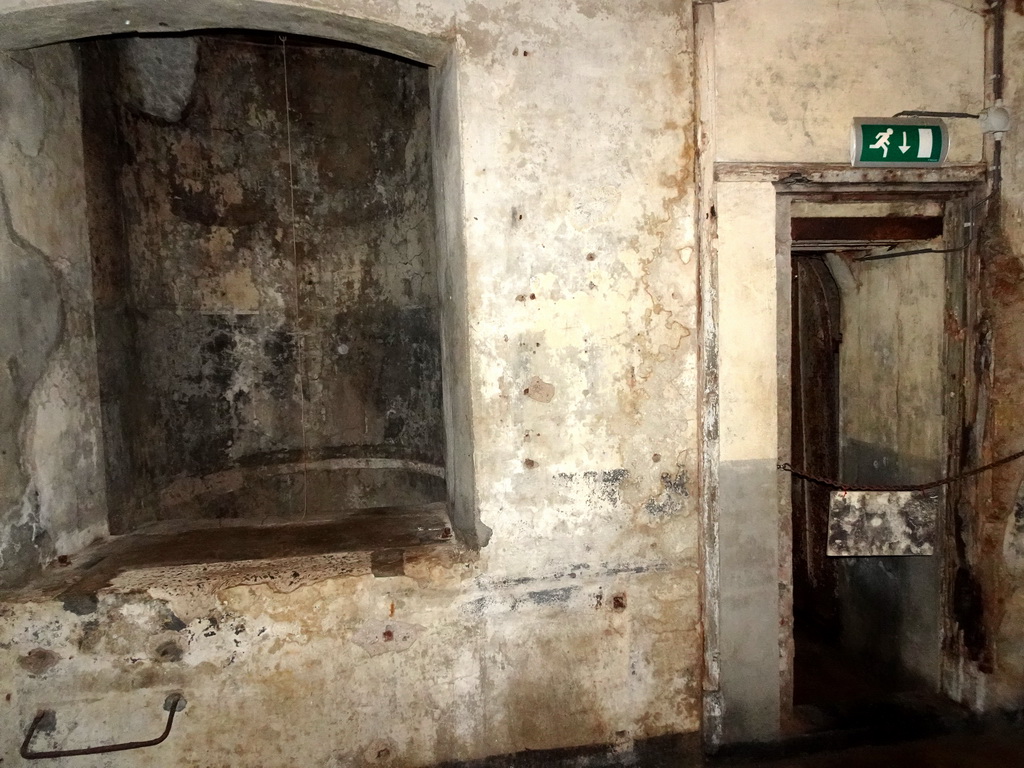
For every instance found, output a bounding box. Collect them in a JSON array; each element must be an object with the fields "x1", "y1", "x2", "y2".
[{"x1": 899, "y1": 131, "x2": 911, "y2": 154}]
